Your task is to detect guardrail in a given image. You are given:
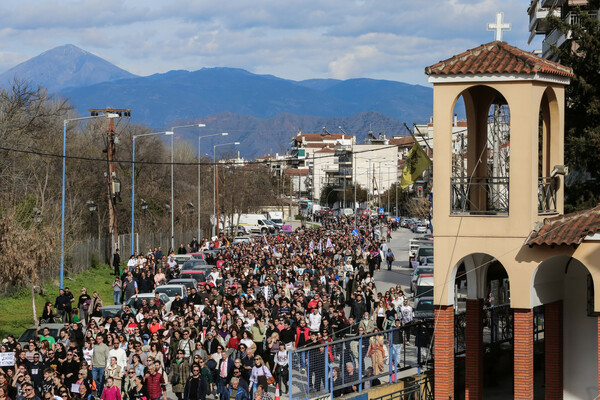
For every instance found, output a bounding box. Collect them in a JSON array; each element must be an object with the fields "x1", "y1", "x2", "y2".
[{"x1": 286, "y1": 323, "x2": 433, "y2": 400}]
